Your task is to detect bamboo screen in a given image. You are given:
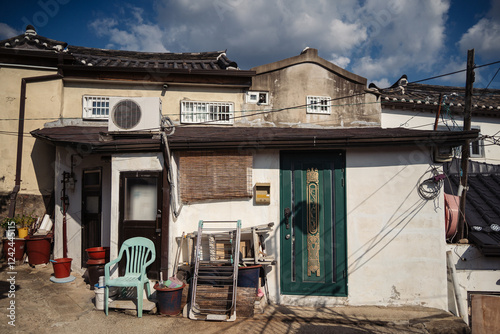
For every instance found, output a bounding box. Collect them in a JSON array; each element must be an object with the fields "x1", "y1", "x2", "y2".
[{"x1": 178, "y1": 150, "x2": 253, "y2": 202}]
